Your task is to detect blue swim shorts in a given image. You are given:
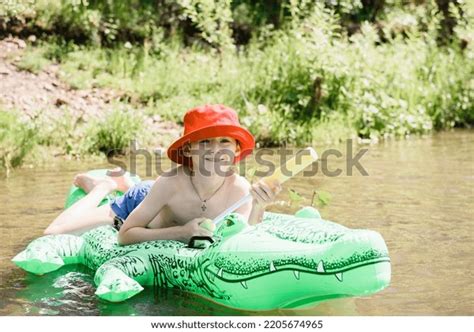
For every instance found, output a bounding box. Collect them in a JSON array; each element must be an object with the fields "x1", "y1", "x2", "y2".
[{"x1": 110, "y1": 180, "x2": 154, "y2": 222}]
